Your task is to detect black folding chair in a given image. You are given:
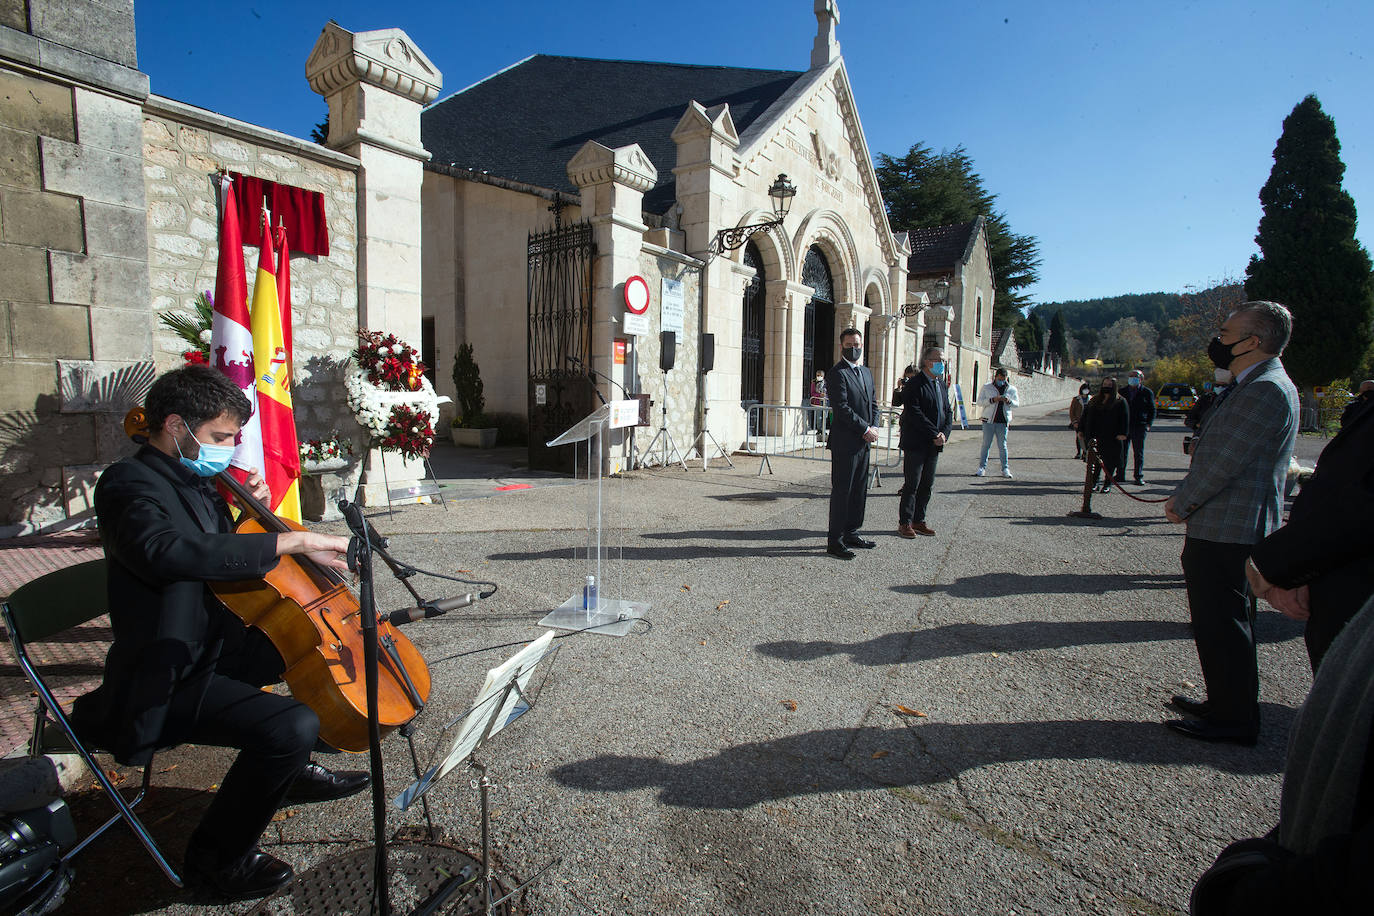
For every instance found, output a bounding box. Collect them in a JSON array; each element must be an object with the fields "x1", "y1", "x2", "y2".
[{"x1": 2, "y1": 559, "x2": 182, "y2": 886}]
